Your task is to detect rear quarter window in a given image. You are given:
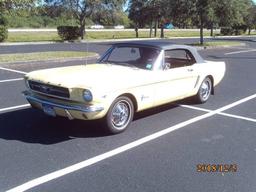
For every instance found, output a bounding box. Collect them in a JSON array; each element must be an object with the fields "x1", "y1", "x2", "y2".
[{"x1": 165, "y1": 49, "x2": 196, "y2": 68}]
